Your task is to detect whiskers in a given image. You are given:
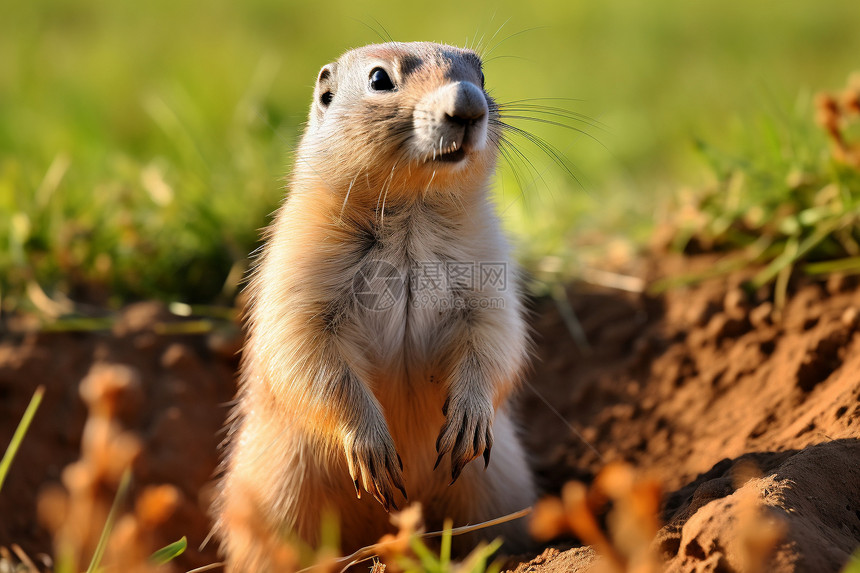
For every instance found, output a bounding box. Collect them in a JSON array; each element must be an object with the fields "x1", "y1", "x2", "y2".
[
  {"x1": 462, "y1": 22, "x2": 606, "y2": 200},
  {"x1": 468, "y1": 19, "x2": 550, "y2": 64},
  {"x1": 376, "y1": 159, "x2": 400, "y2": 227},
  {"x1": 340, "y1": 172, "x2": 360, "y2": 221},
  {"x1": 488, "y1": 98, "x2": 607, "y2": 201},
  {"x1": 337, "y1": 123, "x2": 414, "y2": 225}
]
